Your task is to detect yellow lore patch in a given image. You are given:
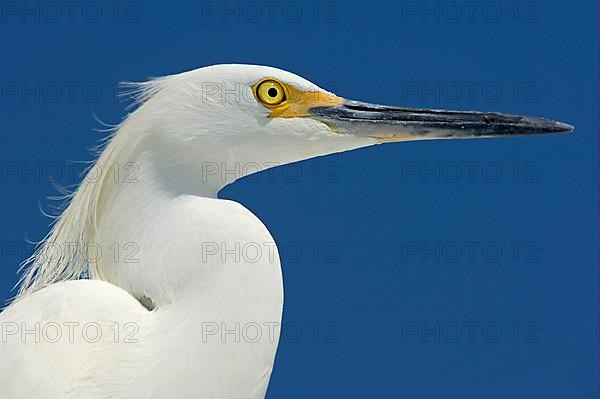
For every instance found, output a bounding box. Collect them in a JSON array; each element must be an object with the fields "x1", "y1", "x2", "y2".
[{"x1": 253, "y1": 77, "x2": 343, "y2": 118}]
